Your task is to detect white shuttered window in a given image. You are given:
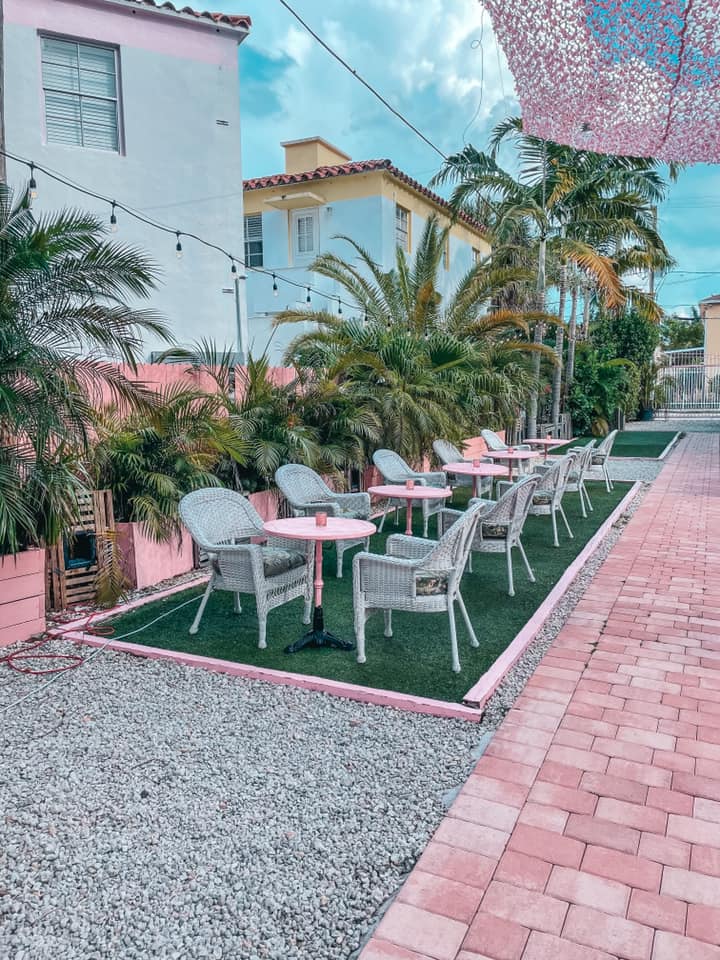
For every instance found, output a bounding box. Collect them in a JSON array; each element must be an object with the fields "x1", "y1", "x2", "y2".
[{"x1": 41, "y1": 37, "x2": 120, "y2": 152}]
